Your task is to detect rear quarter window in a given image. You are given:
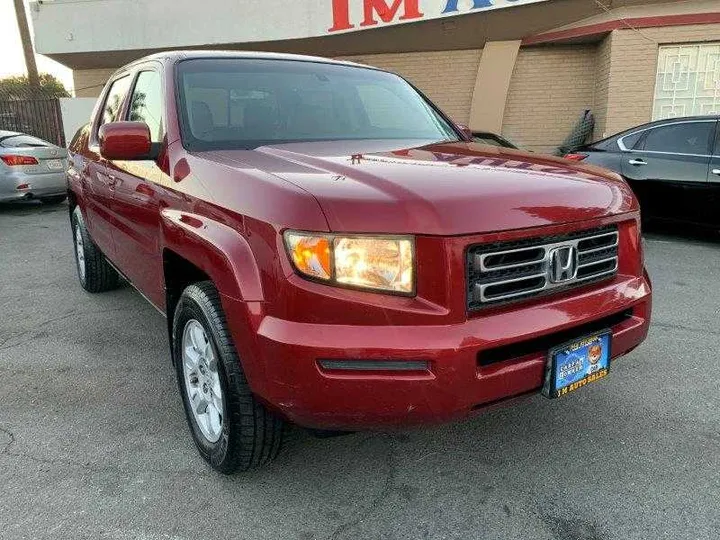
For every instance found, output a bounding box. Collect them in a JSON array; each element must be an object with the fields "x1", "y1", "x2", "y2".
[{"x1": 618, "y1": 131, "x2": 643, "y2": 150}]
